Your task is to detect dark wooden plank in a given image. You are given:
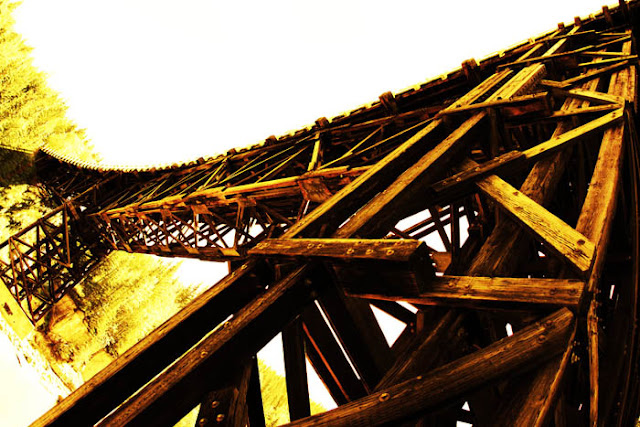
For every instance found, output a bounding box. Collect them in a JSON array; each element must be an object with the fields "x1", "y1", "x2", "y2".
[
  {"x1": 96, "y1": 263, "x2": 321, "y2": 426},
  {"x1": 522, "y1": 108, "x2": 624, "y2": 161},
  {"x1": 318, "y1": 284, "x2": 393, "y2": 391},
  {"x1": 332, "y1": 257, "x2": 434, "y2": 297},
  {"x1": 282, "y1": 319, "x2": 311, "y2": 421},
  {"x1": 437, "y1": 91, "x2": 550, "y2": 117},
  {"x1": 285, "y1": 308, "x2": 574, "y2": 427},
  {"x1": 349, "y1": 276, "x2": 585, "y2": 309},
  {"x1": 492, "y1": 326, "x2": 575, "y2": 426},
  {"x1": 476, "y1": 175, "x2": 595, "y2": 275},
  {"x1": 247, "y1": 357, "x2": 266, "y2": 427},
  {"x1": 196, "y1": 360, "x2": 253, "y2": 427},
  {"x1": 301, "y1": 305, "x2": 367, "y2": 404},
  {"x1": 575, "y1": 41, "x2": 635, "y2": 426},
  {"x1": 375, "y1": 310, "x2": 464, "y2": 390},
  {"x1": 430, "y1": 151, "x2": 526, "y2": 198},
  {"x1": 550, "y1": 87, "x2": 625, "y2": 105},
  {"x1": 249, "y1": 238, "x2": 427, "y2": 262},
  {"x1": 32, "y1": 260, "x2": 269, "y2": 427}
]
